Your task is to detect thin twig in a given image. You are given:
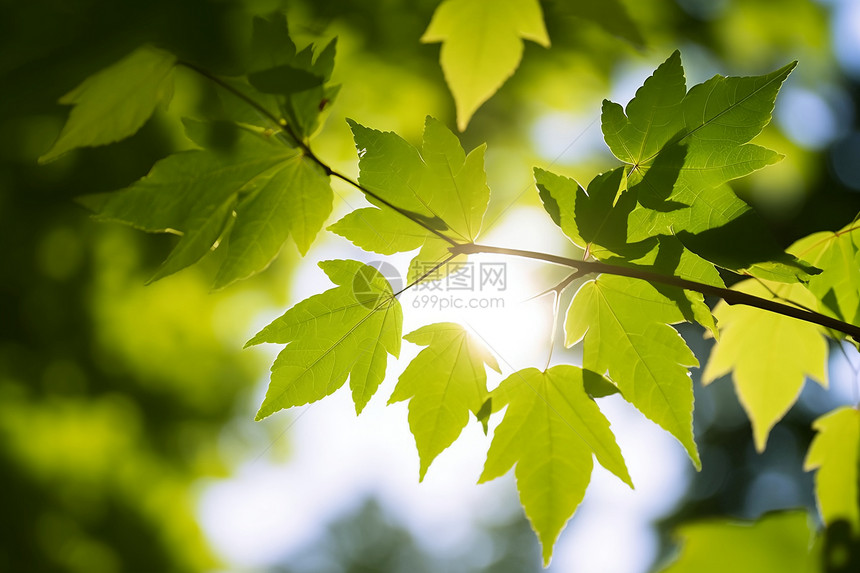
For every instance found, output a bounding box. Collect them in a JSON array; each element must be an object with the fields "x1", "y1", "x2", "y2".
[
  {"x1": 178, "y1": 60, "x2": 459, "y2": 247},
  {"x1": 182, "y1": 59, "x2": 860, "y2": 342},
  {"x1": 453, "y1": 243, "x2": 860, "y2": 340}
]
